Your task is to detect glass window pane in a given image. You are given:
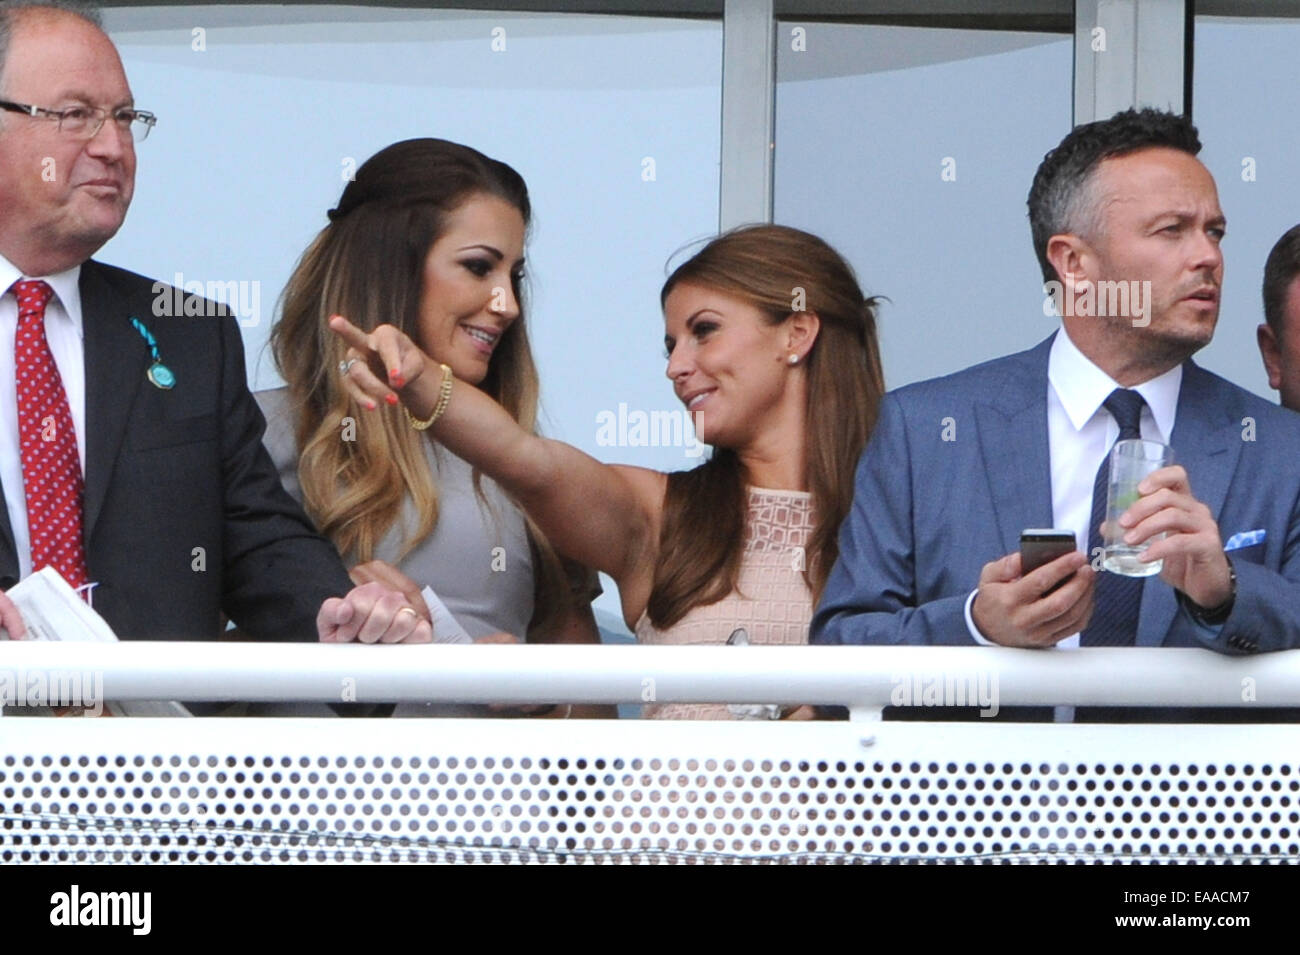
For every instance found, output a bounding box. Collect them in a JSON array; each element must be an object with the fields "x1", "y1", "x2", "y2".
[
  {"x1": 1192, "y1": 15, "x2": 1300, "y2": 401},
  {"x1": 775, "y1": 22, "x2": 1073, "y2": 390}
]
